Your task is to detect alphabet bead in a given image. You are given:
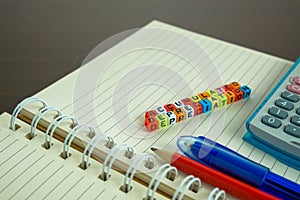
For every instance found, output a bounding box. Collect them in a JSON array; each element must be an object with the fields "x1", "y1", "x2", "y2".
[
  {"x1": 145, "y1": 117, "x2": 159, "y2": 132},
  {"x1": 164, "y1": 104, "x2": 176, "y2": 112},
  {"x1": 183, "y1": 105, "x2": 194, "y2": 119},
  {"x1": 232, "y1": 88, "x2": 244, "y2": 101},
  {"x1": 191, "y1": 95, "x2": 201, "y2": 102},
  {"x1": 240, "y1": 85, "x2": 251, "y2": 99},
  {"x1": 207, "y1": 96, "x2": 219, "y2": 110},
  {"x1": 173, "y1": 108, "x2": 186, "y2": 122},
  {"x1": 144, "y1": 81, "x2": 251, "y2": 132},
  {"x1": 181, "y1": 98, "x2": 193, "y2": 105},
  {"x1": 216, "y1": 94, "x2": 227, "y2": 107},
  {"x1": 199, "y1": 99, "x2": 212, "y2": 113},
  {"x1": 198, "y1": 92, "x2": 210, "y2": 99},
  {"x1": 145, "y1": 110, "x2": 158, "y2": 118},
  {"x1": 156, "y1": 114, "x2": 169, "y2": 129},
  {"x1": 165, "y1": 111, "x2": 177, "y2": 125}
]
